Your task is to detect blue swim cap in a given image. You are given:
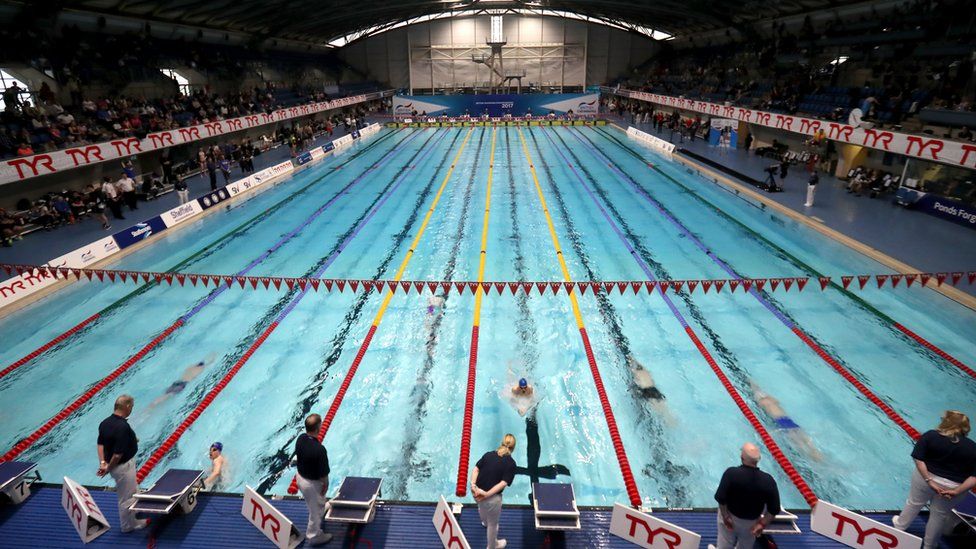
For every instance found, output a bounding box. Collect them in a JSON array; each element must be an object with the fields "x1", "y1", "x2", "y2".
[
  {"x1": 519, "y1": 378, "x2": 528, "y2": 388},
  {"x1": 210, "y1": 442, "x2": 223, "y2": 452}
]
